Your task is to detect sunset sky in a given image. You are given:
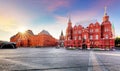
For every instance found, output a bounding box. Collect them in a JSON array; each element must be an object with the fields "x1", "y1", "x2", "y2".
[{"x1": 0, "y1": 0, "x2": 120, "y2": 41}]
